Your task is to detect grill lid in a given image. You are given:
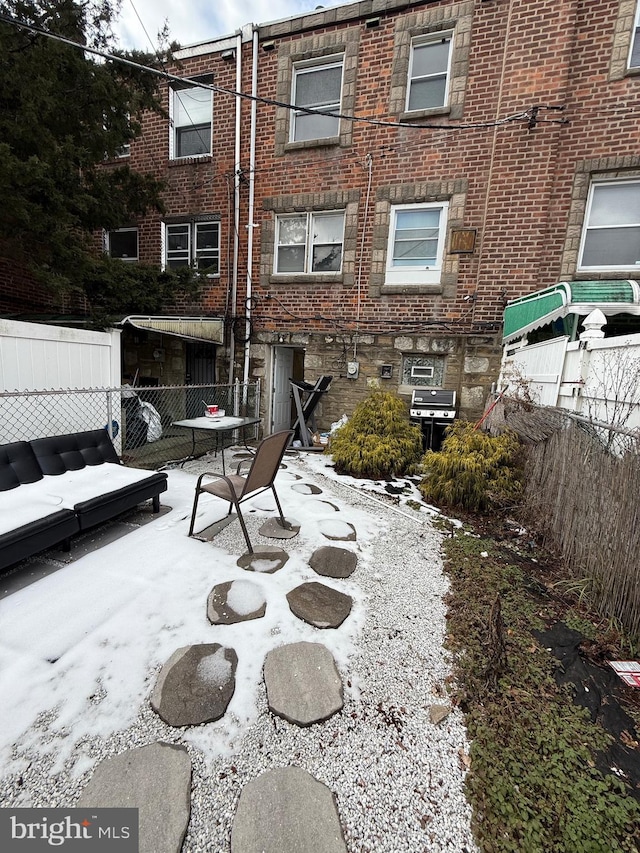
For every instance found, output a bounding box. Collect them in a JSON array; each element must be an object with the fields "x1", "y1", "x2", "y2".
[{"x1": 411, "y1": 389, "x2": 456, "y2": 408}]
